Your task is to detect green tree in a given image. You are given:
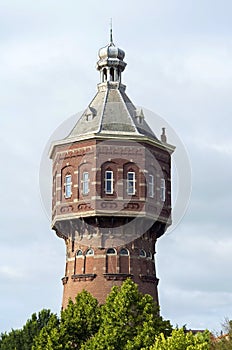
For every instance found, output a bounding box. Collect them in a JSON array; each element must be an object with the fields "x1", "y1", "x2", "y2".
[
  {"x1": 0, "y1": 309, "x2": 54, "y2": 350},
  {"x1": 150, "y1": 328, "x2": 210, "y2": 350},
  {"x1": 33, "y1": 290, "x2": 100, "y2": 350},
  {"x1": 32, "y1": 314, "x2": 61, "y2": 350},
  {"x1": 82, "y1": 278, "x2": 172, "y2": 350},
  {"x1": 59, "y1": 290, "x2": 100, "y2": 349}
]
